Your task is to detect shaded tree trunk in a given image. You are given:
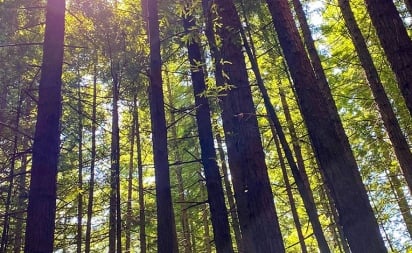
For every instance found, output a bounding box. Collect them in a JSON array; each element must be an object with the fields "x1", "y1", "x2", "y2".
[
  {"x1": 237, "y1": 4, "x2": 331, "y2": 251},
  {"x1": 85, "y1": 60, "x2": 98, "y2": 253},
  {"x1": 264, "y1": 0, "x2": 387, "y2": 252},
  {"x1": 271, "y1": 125, "x2": 308, "y2": 253},
  {"x1": 13, "y1": 143, "x2": 28, "y2": 253},
  {"x1": 339, "y1": 0, "x2": 412, "y2": 196},
  {"x1": 125, "y1": 94, "x2": 138, "y2": 252},
  {"x1": 203, "y1": 0, "x2": 285, "y2": 252},
  {"x1": 165, "y1": 71, "x2": 192, "y2": 253},
  {"x1": 364, "y1": 0, "x2": 412, "y2": 116},
  {"x1": 183, "y1": 10, "x2": 234, "y2": 253},
  {"x1": 76, "y1": 78, "x2": 84, "y2": 253},
  {"x1": 109, "y1": 65, "x2": 121, "y2": 253},
  {"x1": 202, "y1": 205, "x2": 212, "y2": 253},
  {"x1": 387, "y1": 169, "x2": 412, "y2": 238},
  {"x1": 24, "y1": 0, "x2": 66, "y2": 251},
  {"x1": 144, "y1": 0, "x2": 178, "y2": 251},
  {"x1": 136, "y1": 99, "x2": 147, "y2": 253},
  {"x1": 215, "y1": 131, "x2": 243, "y2": 253}
]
